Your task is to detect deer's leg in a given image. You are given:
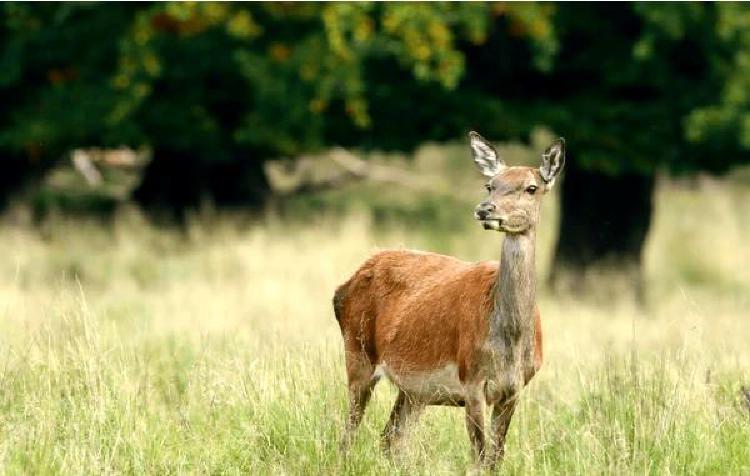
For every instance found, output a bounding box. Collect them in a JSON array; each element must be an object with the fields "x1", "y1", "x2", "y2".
[
  {"x1": 464, "y1": 386, "x2": 486, "y2": 463},
  {"x1": 487, "y1": 398, "x2": 517, "y2": 469},
  {"x1": 340, "y1": 352, "x2": 377, "y2": 452},
  {"x1": 381, "y1": 390, "x2": 423, "y2": 454}
]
